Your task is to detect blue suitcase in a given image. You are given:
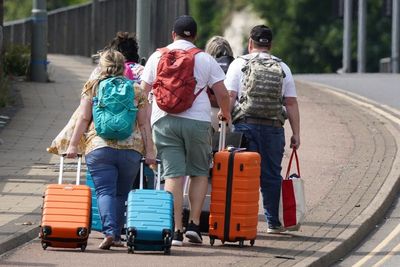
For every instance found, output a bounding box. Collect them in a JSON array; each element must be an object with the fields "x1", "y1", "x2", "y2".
[
  {"x1": 126, "y1": 159, "x2": 174, "y2": 254},
  {"x1": 87, "y1": 165, "x2": 155, "y2": 233},
  {"x1": 85, "y1": 171, "x2": 103, "y2": 232}
]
